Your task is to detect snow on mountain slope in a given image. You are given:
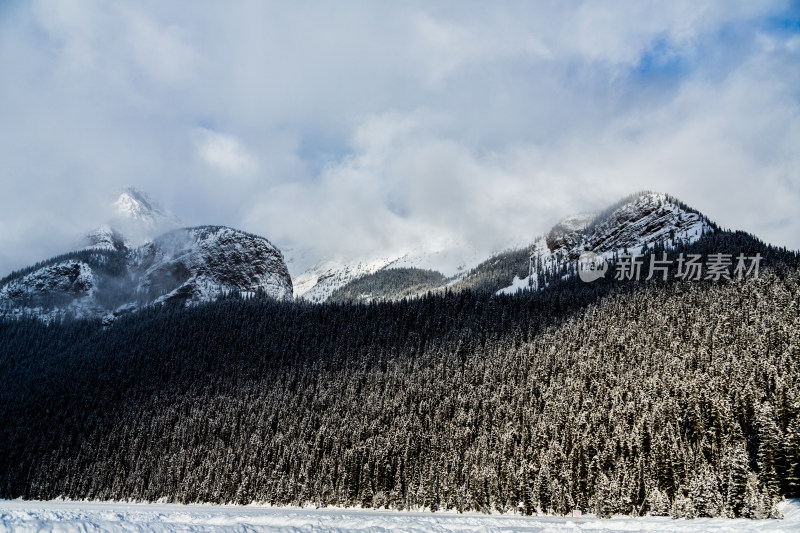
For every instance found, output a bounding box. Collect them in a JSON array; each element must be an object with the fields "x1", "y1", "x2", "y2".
[
  {"x1": 580, "y1": 192, "x2": 709, "y2": 254},
  {"x1": 0, "y1": 261, "x2": 94, "y2": 300},
  {"x1": 0, "y1": 260, "x2": 104, "y2": 321},
  {"x1": 498, "y1": 192, "x2": 714, "y2": 294},
  {"x1": 293, "y1": 242, "x2": 489, "y2": 302},
  {"x1": 3, "y1": 186, "x2": 291, "y2": 321},
  {"x1": 113, "y1": 186, "x2": 182, "y2": 229},
  {"x1": 384, "y1": 245, "x2": 486, "y2": 279},
  {"x1": 4, "y1": 190, "x2": 716, "y2": 313},
  {"x1": 294, "y1": 255, "x2": 403, "y2": 303},
  {"x1": 1, "y1": 226, "x2": 293, "y2": 322},
  {"x1": 295, "y1": 192, "x2": 713, "y2": 303},
  {"x1": 131, "y1": 226, "x2": 292, "y2": 305},
  {"x1": 85, "y1": 224, "x2": 128, "y2": 252}
]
